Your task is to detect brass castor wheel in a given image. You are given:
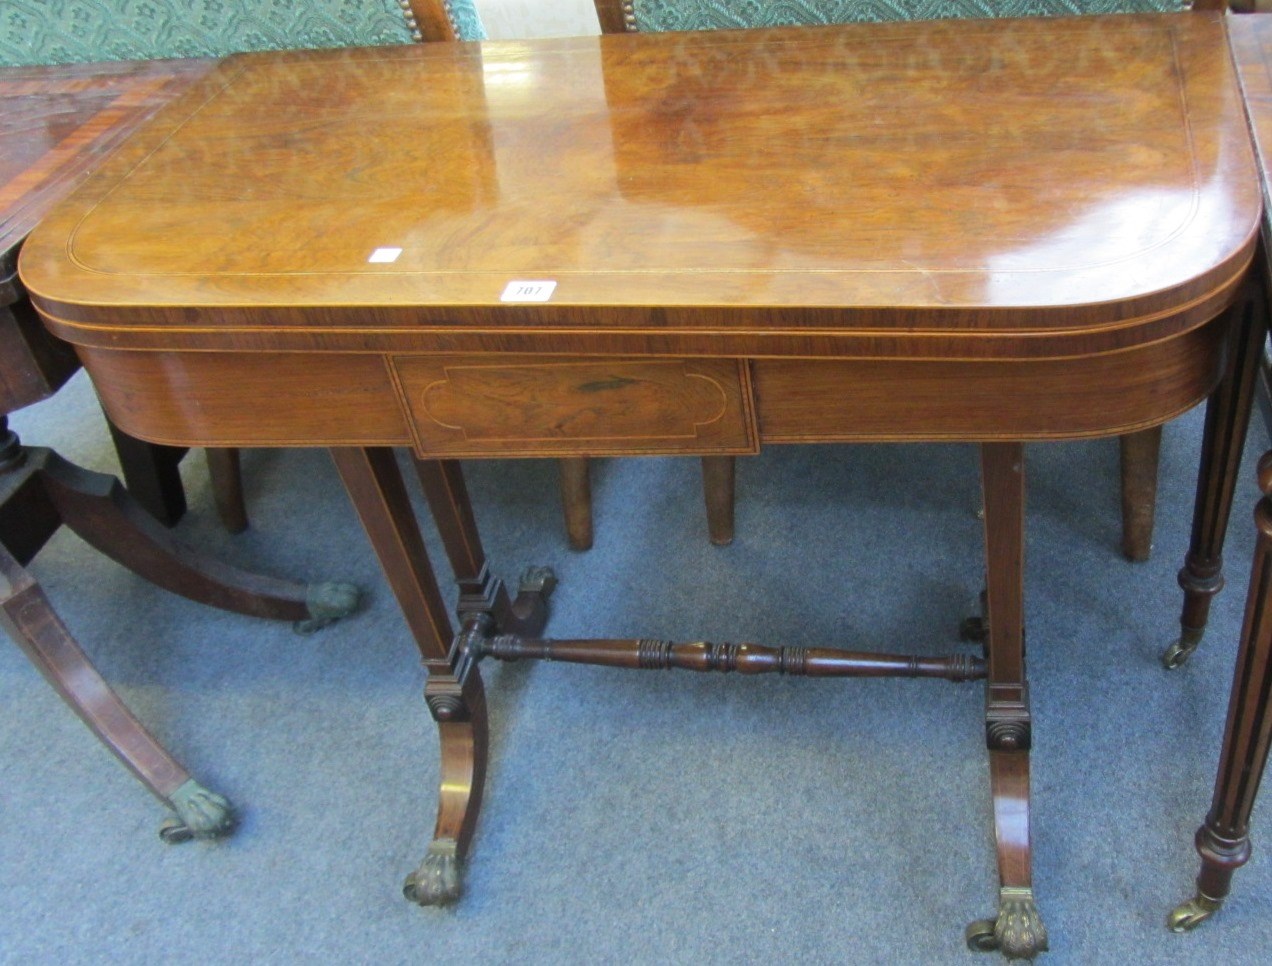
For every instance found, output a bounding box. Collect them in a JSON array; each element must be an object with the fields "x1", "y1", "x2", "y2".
[
  {"x1": 294, "y1": 581, "x2": 362, "y2": 634},
  {"x1": 1161, "y1": 628, "x2": 1203, "y2": 670},
  {"x1": 965, "y1": 918, "x2": 999, "y2": 952},
  {"x1": 1168, "y1": 893, "x2": 1223, "y2": 933}
]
